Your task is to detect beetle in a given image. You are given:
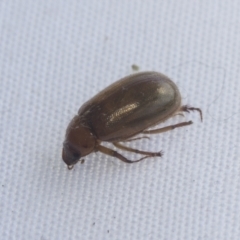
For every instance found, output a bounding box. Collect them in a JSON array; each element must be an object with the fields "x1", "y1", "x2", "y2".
[{"x1": 62, "y1": 71, "x2": 202, "y2": 169}]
